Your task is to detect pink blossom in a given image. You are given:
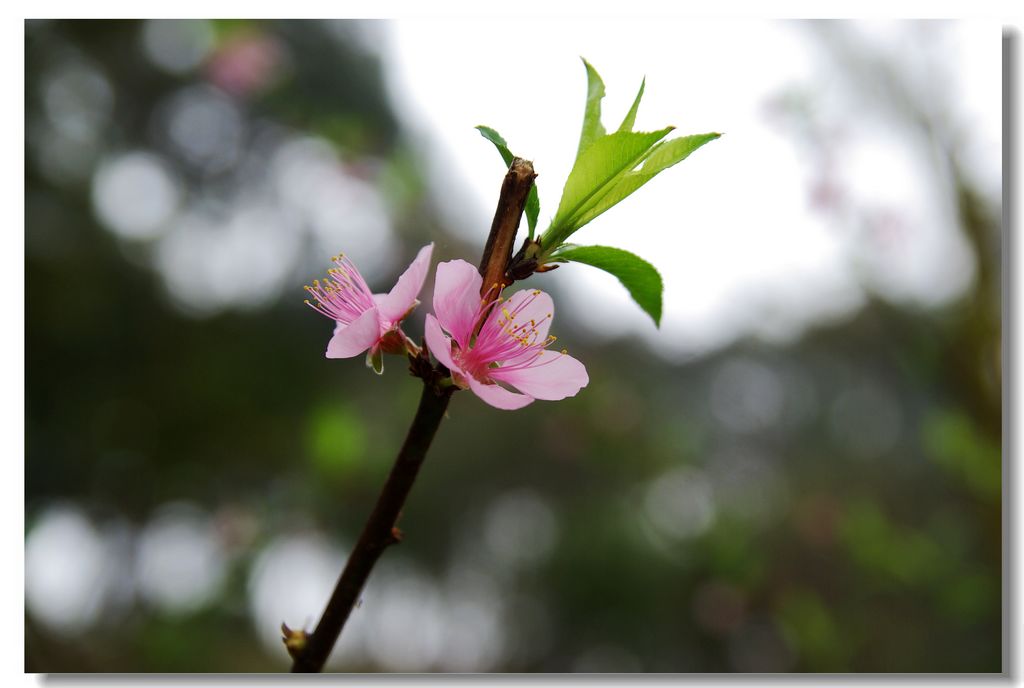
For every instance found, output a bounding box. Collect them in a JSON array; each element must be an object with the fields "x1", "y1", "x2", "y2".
[
  {"x1": 424, "y1": 260, "x2": 588, "y2": 410},
  {"x1": 305, "y1": 244, "x2": 433, "y2": 365},
  {"x1": 205, "y1": 31, "x2": 284, "y2": 99}
]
